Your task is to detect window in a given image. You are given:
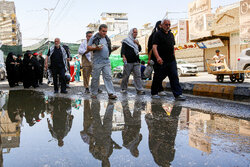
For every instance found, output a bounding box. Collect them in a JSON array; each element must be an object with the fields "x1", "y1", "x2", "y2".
[{"x1": 246, "y1": 50, "x2": 250, "y2": 56}]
